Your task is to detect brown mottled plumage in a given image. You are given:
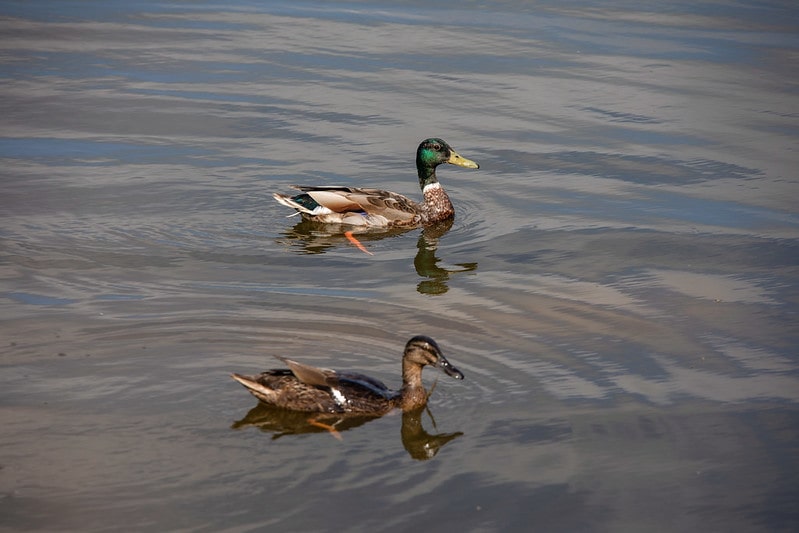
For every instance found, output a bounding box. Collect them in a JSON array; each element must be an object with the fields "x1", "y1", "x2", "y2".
[
  {"x1": 273, "y1": 138, "x2": 479, "y2": 228},
  {"x1": 231, "y1": 336, "x2": 464, "y2": 414}
]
